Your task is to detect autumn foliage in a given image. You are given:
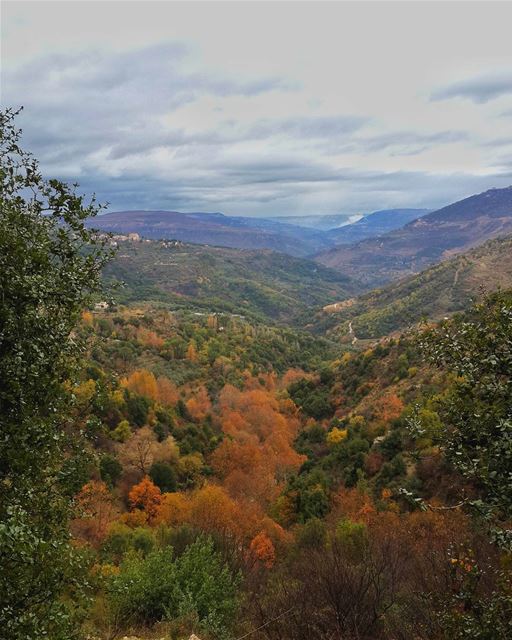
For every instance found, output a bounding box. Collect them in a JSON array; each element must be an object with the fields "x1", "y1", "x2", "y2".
[
  {"x1": 121, "y1": 369, "x2": 159, "y2": 401},
  {"x1": 128, "y1": 476, "x2": 161, "y2": 523},
  {"x1": 211, "y1": 383, "x2": 305, "y2": 506},
  {"x1": 249, "y1": 531, "x2": 276, "y2": 568}
]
